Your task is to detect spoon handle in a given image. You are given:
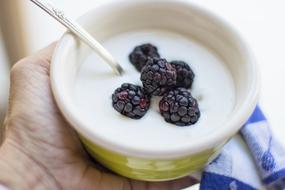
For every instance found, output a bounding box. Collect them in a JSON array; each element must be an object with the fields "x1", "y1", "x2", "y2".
[{"x1": 30, "y1": 0, "x2": 124, "y2": 75}]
